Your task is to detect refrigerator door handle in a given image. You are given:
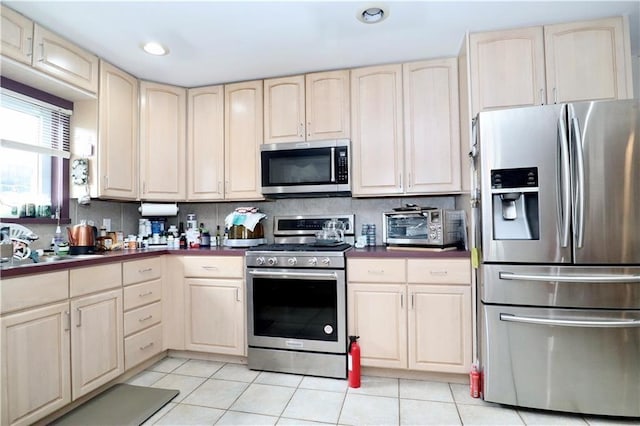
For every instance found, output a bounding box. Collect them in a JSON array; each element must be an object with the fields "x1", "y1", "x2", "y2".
[
  {"x1": 500, "y1": 313, "x2": 640, "y2": 328},
  {"x1": 569, "y1": 104, "x2": 586, "y2": 248},
  {"x1": 499, "y1": 271, "x2": 640, "y2": 283},
  {"x1": 557, "y1": 105, "x2": 571, "y2": 248}
]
